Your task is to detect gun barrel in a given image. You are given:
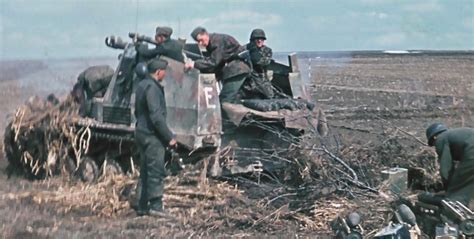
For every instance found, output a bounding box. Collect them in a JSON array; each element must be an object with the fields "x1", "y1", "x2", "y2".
[
  {"x1": 128, "y1": 32, "x2": 203, "y2": 60},
  {"x1": 128, "y1": 32, "x2": 158, "y2": 45},
  {"x1": 105, "y1": 35, "x2": 128, "y2": 49}
]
